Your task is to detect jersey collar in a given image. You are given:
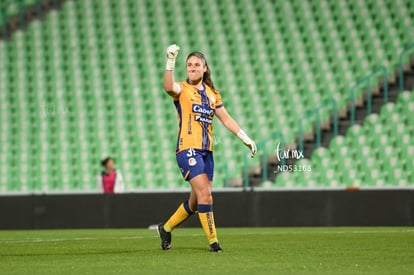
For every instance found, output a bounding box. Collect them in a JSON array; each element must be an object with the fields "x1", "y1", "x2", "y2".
[{"x1": 186, "y1": 79, "x2": 206, "y2": 92}]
